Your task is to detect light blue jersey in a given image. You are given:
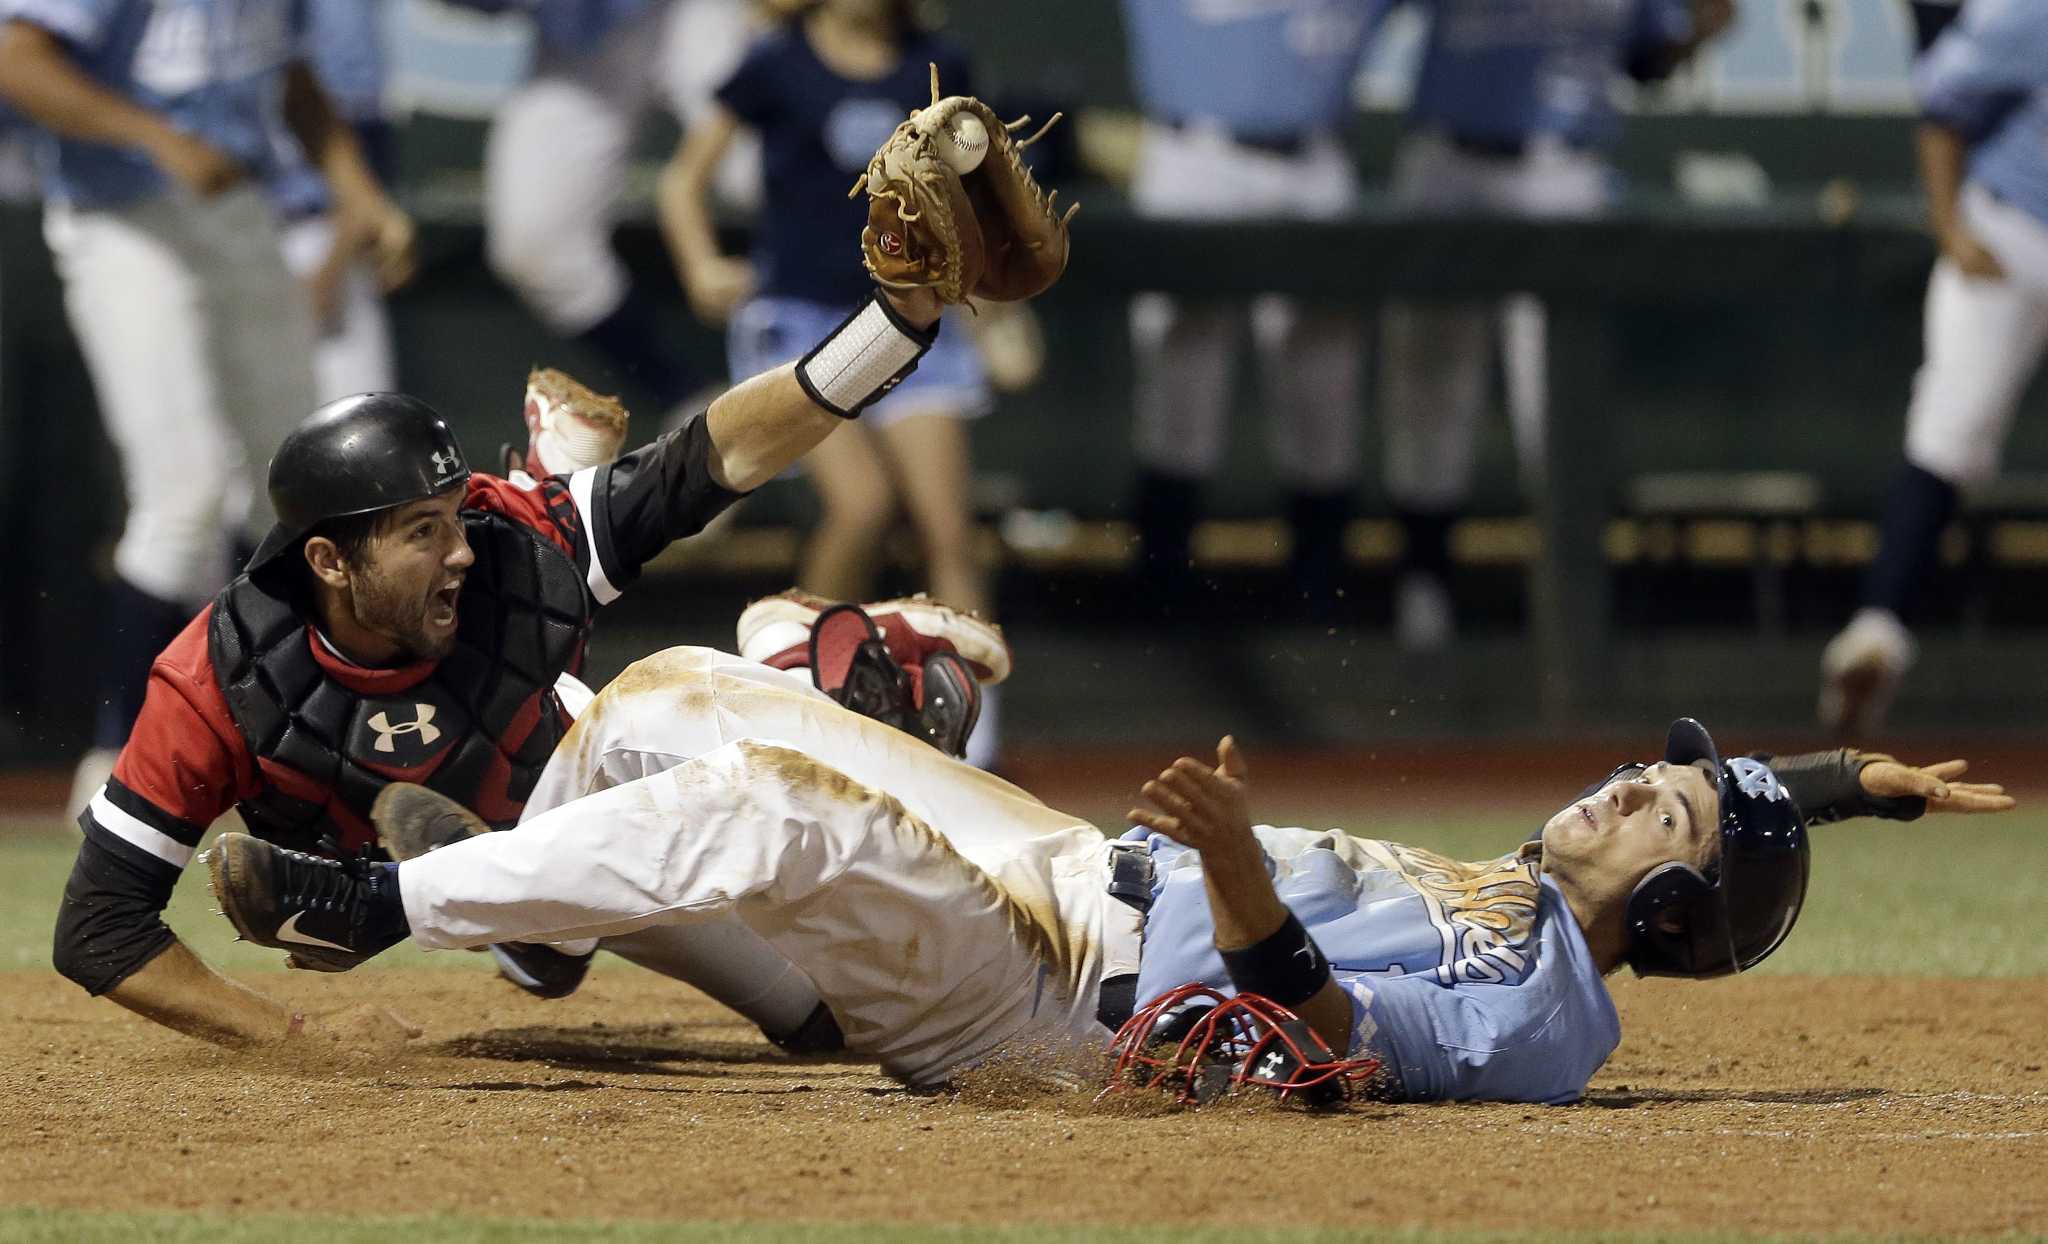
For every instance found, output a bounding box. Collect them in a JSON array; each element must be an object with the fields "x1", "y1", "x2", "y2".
[
  {"x1": 1, "y1": 0, "x2": 308, "y2": 208},
  {"x1": 1127, "y1": 825, "x2": 1620, "y2": 1104},
  {"x1": 1915, "y1": 0, "x2": 2048, "y2": 229},
  {"x1": 1123, "y1": 0, "x2": 1386, "y2": 140},
  {"x1": 1405, "y1": 0, "x2": 1693, "y2": 150}
]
